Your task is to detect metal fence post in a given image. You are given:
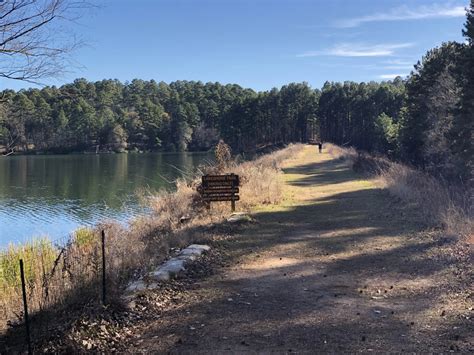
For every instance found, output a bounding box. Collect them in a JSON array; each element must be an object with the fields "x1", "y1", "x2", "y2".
[
  {"x1": 19, "y1": 259, "x2": 32, "y2": 354},
  {"x1": 101, "y1": 230, "x2": 106, "y2": 305}
]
